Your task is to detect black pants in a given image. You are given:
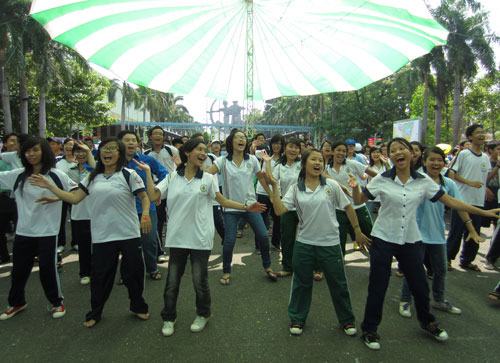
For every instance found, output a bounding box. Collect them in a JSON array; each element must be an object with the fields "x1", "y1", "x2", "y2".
[
  {"x1": 161, "y1": 248, "x2": 211, "y2": 321},
  {"x1": 71, "y1": 219, "x2": 92, "y2": 278},
  {"x1": 213, "y1": 205, "x2": 225, "y2": 241},
  {"x1": 57, "y1": 202, "x2": 70, "y2": 247},
  {"x1": 446, "y1": 209, "x2": 482, "y2": 265},
  {"x1": 86, "y1": 238, "x2": 148, "y2": 321},
  {"x1": 157, "y1": 199, "x2": 167, "y2": 246},
  {"x1": 361, "y1": 238, "x2": 434, "y2": 333},
  {"x1": 257, "y1": 194, "x2": 280, "y2": 248},
  {"x1": 0, "y1": 193, "x2": 16, "y2": 261},
  {"x1": 8, "y1": 235, "x2": 63, "y2": 307},
  {"x1": 486, "y1": 223, "x2": 500, "y2": 265}
]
